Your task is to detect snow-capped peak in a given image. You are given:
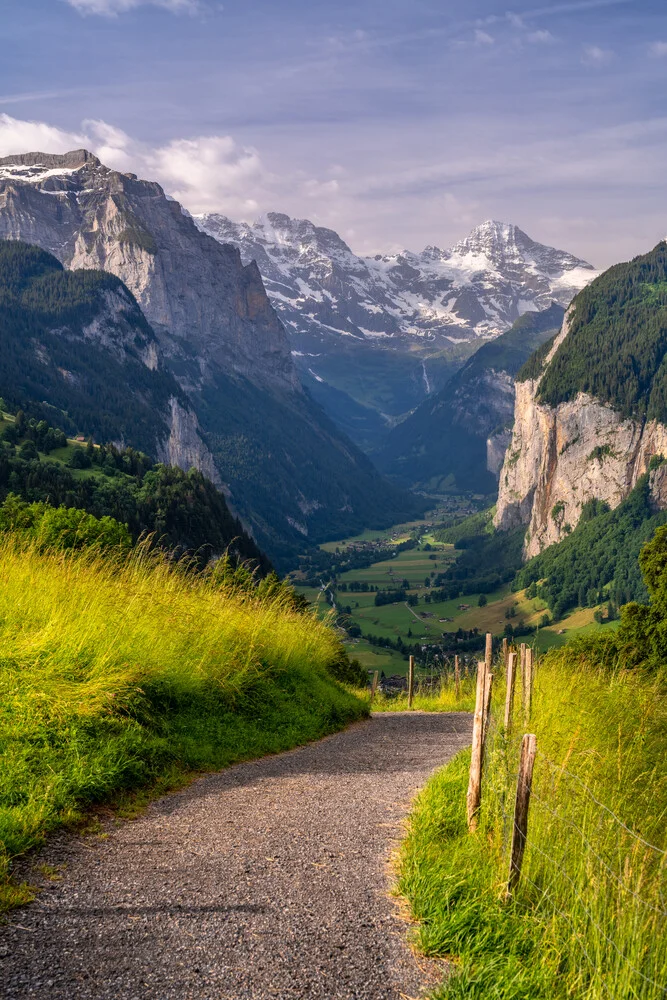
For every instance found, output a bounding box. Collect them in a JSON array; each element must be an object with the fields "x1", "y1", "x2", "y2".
[{"x1": 195, "y1": 210, "x2": 598, "y2": 348}]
